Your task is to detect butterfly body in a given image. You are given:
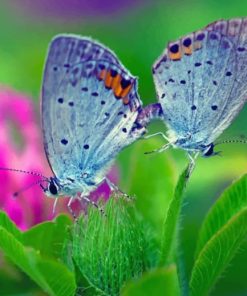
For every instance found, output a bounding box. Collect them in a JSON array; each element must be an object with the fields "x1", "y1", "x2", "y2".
[{"x1": 43, "y1": 175, "x2": 99, "y2": 198}]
